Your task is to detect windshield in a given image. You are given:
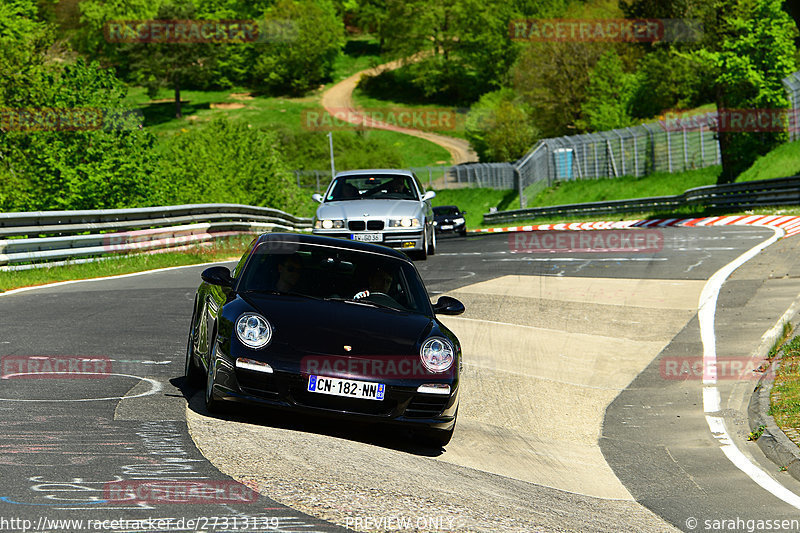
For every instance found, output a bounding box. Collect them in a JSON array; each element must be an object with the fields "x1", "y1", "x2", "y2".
[
  {"x1": 239, "y1": 242, "x2": 432, "y2": 315},
  {"x1": 325, "y1": 174, "x2": 418, "y2": 201},
  {"x1": 434, "y1": 207, "x2": 459, "y2": 216}
]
